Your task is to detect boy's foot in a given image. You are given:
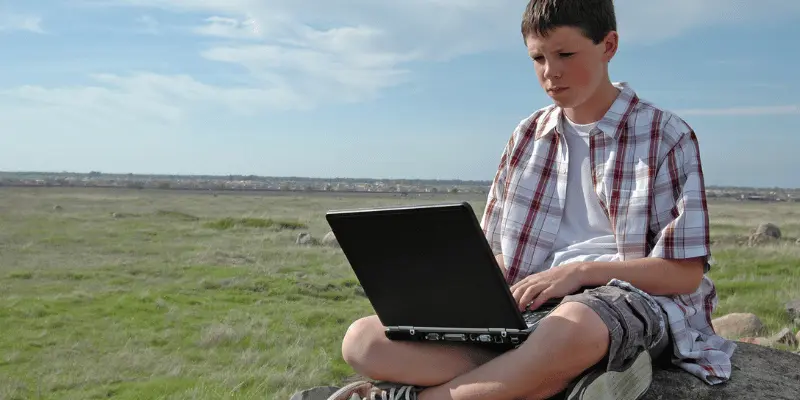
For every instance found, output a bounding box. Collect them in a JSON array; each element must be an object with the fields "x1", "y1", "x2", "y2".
[
  {"x1": 325, "y1": 380, "x2": 419, "y2": 400},
  {"x1": 565, "y1": 349, "x2": 653, "y2": 400}
]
